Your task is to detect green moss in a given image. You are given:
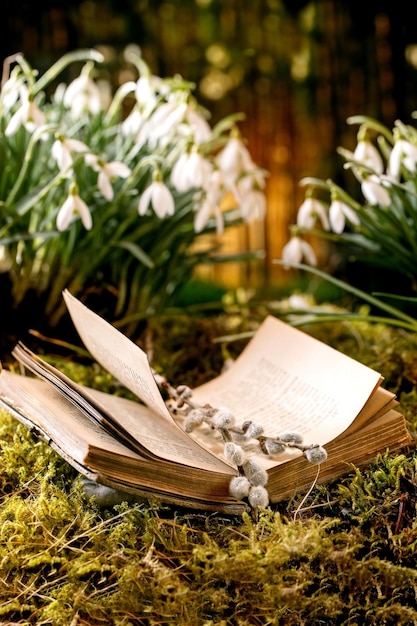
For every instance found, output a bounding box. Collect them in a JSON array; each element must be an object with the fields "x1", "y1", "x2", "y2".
[{"x1": 2, "y1": 316, "x2": 417, "y2": 624}]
